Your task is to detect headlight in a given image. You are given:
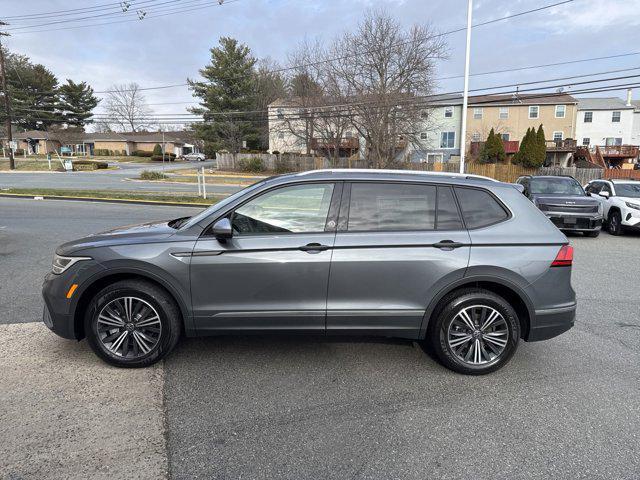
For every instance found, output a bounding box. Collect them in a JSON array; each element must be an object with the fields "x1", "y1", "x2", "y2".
[
  {"x1": 597, "y1": 203, "x2": 603, "y2": 215},
  {"x1": 625, "y1": 202, "x2": 640, "y2": 211},
  {"x1": 52, "y1": 254, "x2": 91, "y2": 274}
]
